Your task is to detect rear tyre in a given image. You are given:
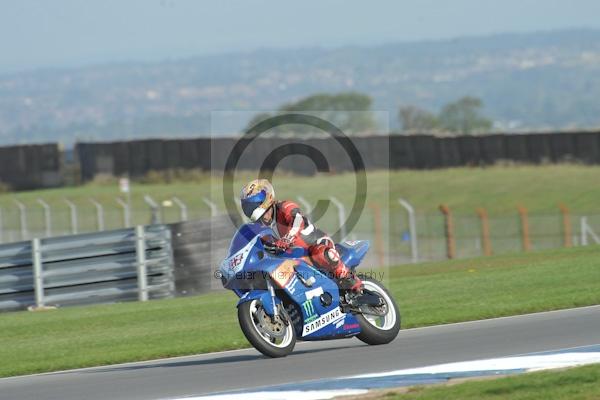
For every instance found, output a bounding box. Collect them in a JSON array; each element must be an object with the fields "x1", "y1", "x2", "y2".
[
  {"x1": 238, "y1": 299, "x2": 296, "y2": 358},
  {"x1": 355, "y1": 278, "x2": 401, "y2": 345}
]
